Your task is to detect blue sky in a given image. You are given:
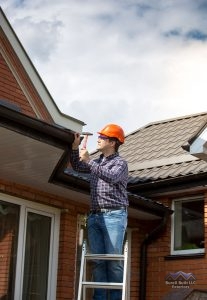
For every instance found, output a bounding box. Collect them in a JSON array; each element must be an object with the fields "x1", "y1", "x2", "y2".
[{"x1": 2, "y1": 0, "x2": 207, "y2": 150}]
